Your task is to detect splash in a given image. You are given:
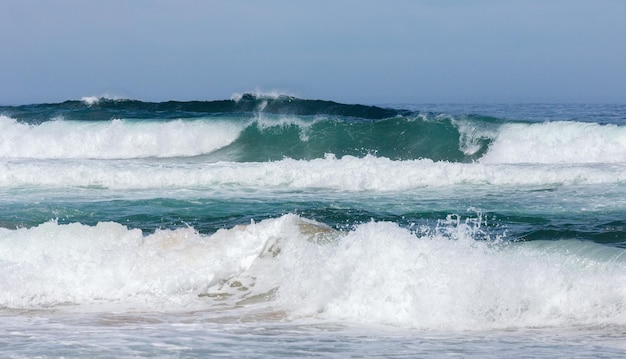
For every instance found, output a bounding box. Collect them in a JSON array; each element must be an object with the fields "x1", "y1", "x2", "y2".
[{"x1": 1, "y1": 215, "x2": 625, "y2": 330}]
